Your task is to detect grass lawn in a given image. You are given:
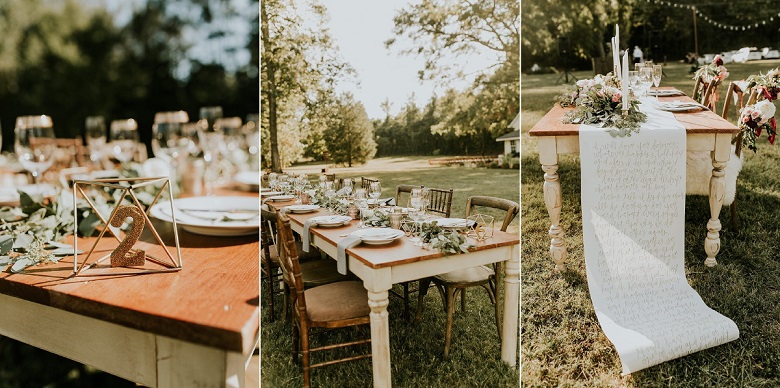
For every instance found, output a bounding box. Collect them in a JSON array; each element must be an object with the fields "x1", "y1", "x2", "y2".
[
  {"x1": 261, "y1": 165, "x2": 520, "y2": 387},
  {"x1": 522, "y1": 60, "x2": 780, "y2": 386}
]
